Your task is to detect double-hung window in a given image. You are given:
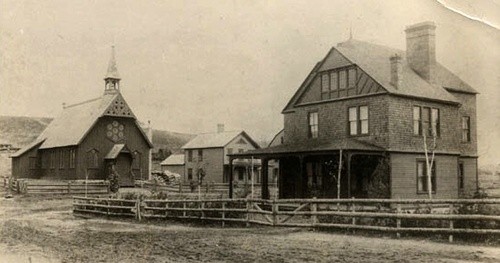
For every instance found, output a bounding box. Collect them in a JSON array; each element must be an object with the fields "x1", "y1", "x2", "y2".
[
  {"x1": 187, "y1": 150, "x2": 193, "y2": 162},
  {"x1": 198, "y1": 149, "x2": 203, "y2": 161},
  {"x1": 417, "y1": 160, "x2": 436, "y2": 193},
  {"x1": 461, "y1": 116, "x2": 470, "y2": 142},
  {"x1": 348, "y1": 106, "x2": 369, "y2": 135},
  {"x1": 413, "y1": 106, "x2": 440, "y2": 137},
  {"x1": 308, "y1": 112, "x2": 319, "y2": 139}
]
